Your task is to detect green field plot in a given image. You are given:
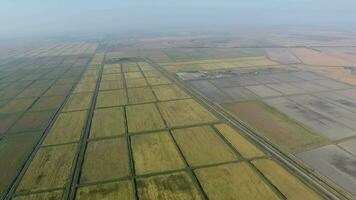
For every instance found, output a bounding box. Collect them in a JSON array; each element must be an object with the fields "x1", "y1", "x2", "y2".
[
  {"x1": 252, "y1": 159, "x2": 322, "y2": 200},
  {"x1": 102, "y1": 74, "x2": 121, "y2": 81},
  {"x1": 62, "y1": 93, "x2": 93, "y2": 112},
  {"x1": 138, "y1": 62, "x2": 155, "y2": 71},
  {"x1": 0, "y1": 114, "x2": 20, "y2": 134},
  {"x1": 122, "y1": 63, "x2": 140, "y2": 72},
  {"x1": 0, "y1": 81, "x2": 32, "y2": 100},
  {"x1": 124, "y1": 72, "x2": 143, "y2": 79},
  {"x1": 80, "y1": 138, "x2": 130, "y2": 183},
  {"x1": 42, "y1": 111, "x2": 87, "y2": 145},
  {"x1": 152, "y1": 84, "x2": 189, "y2": 101},
  {"x1": 9, "y1": 110, "x2": 55, "y2": 133},
  {"x1": 73, "y1": 82, "x2": 97, "y2": 93},
  {"x1": 125, "y1": 78, "x2": 148, "y2": 88},
  {"x1": 195, "y1": 162, "x2": 278, "y2": 200},
  {"x1": 214, "y1": 124, "x2": 265, "y2": 159},
  {"x1": 96, "y1": 89, "x2": 127, "y2": 108},
  {"x1": 222, "y1": 101, "x2": 328, "y2": 153},
  {"x1": 172, "y1": 126, "x2": 237, "y2": 166},
  {"x1": 126, "y1": 103, "x2": 166, "y2": 133},
  {"x1": 12, "y1": 190, "x2": 63, "y2": 200},
  {"x1": 99, "y1": 80, "x2": 123, "y2": 91},
  {"x1": 146, "y1": 76, "x2": 171, "y2": 85},
  {"x1": 137, "y1": 172, "x2": 201, "y2": 200},
  {"x1": 56, "y1": 78, "x2": 77, "y2": 85},
  {"x1": 16, "y1": 144, "x2": 77, "y2": 193},
  {"x1": 127, "y1": 87, "x2": 156, "y2": 104},
  {"x1": 131, "y1": 131, "x2": 185, "y2": 175},
  {"x1": 0, "y1": 98, "x2": 36, "y2": 114},
  {"x1": 0, "y1": 100, "x2": 8, "y2": 108},
  {"x1": 0, "y1": 133, "x2": 40, "y2": 196},
  {"x1": 44, "y1": 84, "x2": 73, "y2": 96},
  {"x1": 90, "y1": 107, "x2": 125, "y2": 138},
  {"x1": 142, "y1": 70, "x2": 162, "y2": 78},
  {"x1": 30, "y1": 96, "x2": 65, "y2": 111},
  {"x1": 17, "y1": 80, "x2": 54, "y2": 98},
  {"x1": 158, "y1": 99, "x2": 218, "y2": 127},
  {"x1": 76, "y1": 180, "x2": 134, "y2": 200}
]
